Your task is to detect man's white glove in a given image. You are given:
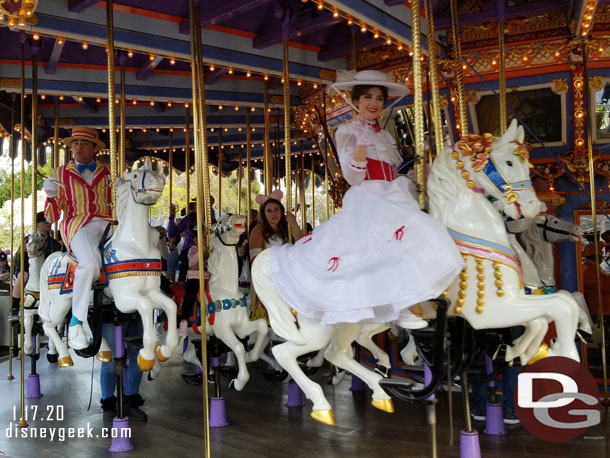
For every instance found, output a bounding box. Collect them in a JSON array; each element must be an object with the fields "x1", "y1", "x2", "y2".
[{"x1": 43, "y1": 177, "x2": 59, "y2": 199}]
